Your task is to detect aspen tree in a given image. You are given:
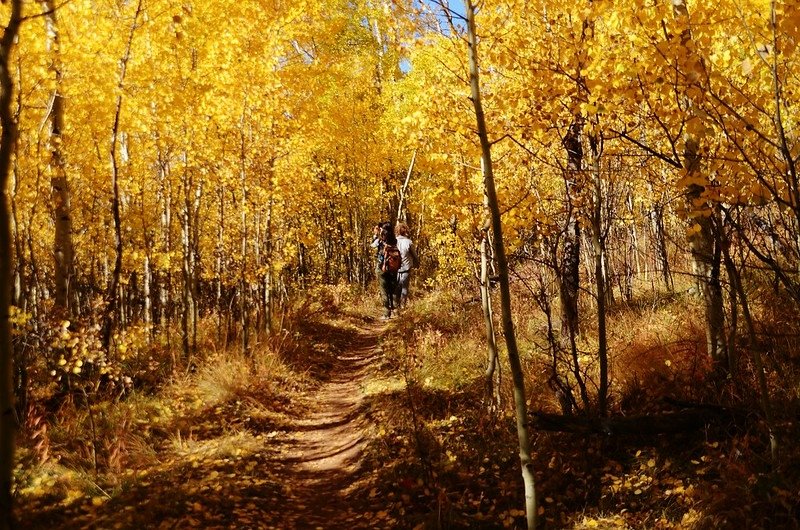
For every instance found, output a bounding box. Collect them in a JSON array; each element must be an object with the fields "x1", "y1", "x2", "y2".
[
  {"x1": 41, "y1": 0, "x2": 76, "y2": 316},
  {"x1": 464, "y1": 2, "x2": 537, "y2": 527},
  {"x1": 0, "y1": 3, "x2": 23, "y2": 527}
]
